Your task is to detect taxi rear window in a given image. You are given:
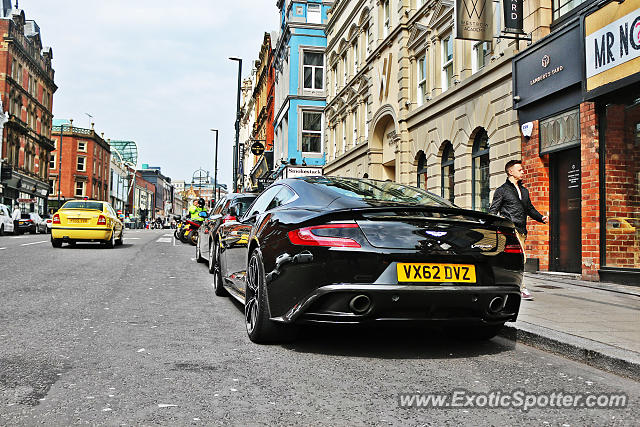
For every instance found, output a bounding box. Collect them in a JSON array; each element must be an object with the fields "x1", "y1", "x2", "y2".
[{"x1": 62, "y1": 201, "x2": 104, "y2": 210}]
